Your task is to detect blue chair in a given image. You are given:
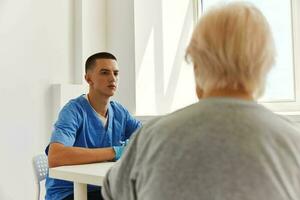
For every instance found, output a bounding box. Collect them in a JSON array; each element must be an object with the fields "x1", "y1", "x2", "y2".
[{"x1": 32, "y1": 154, "x2": 48, "y2": 200}]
